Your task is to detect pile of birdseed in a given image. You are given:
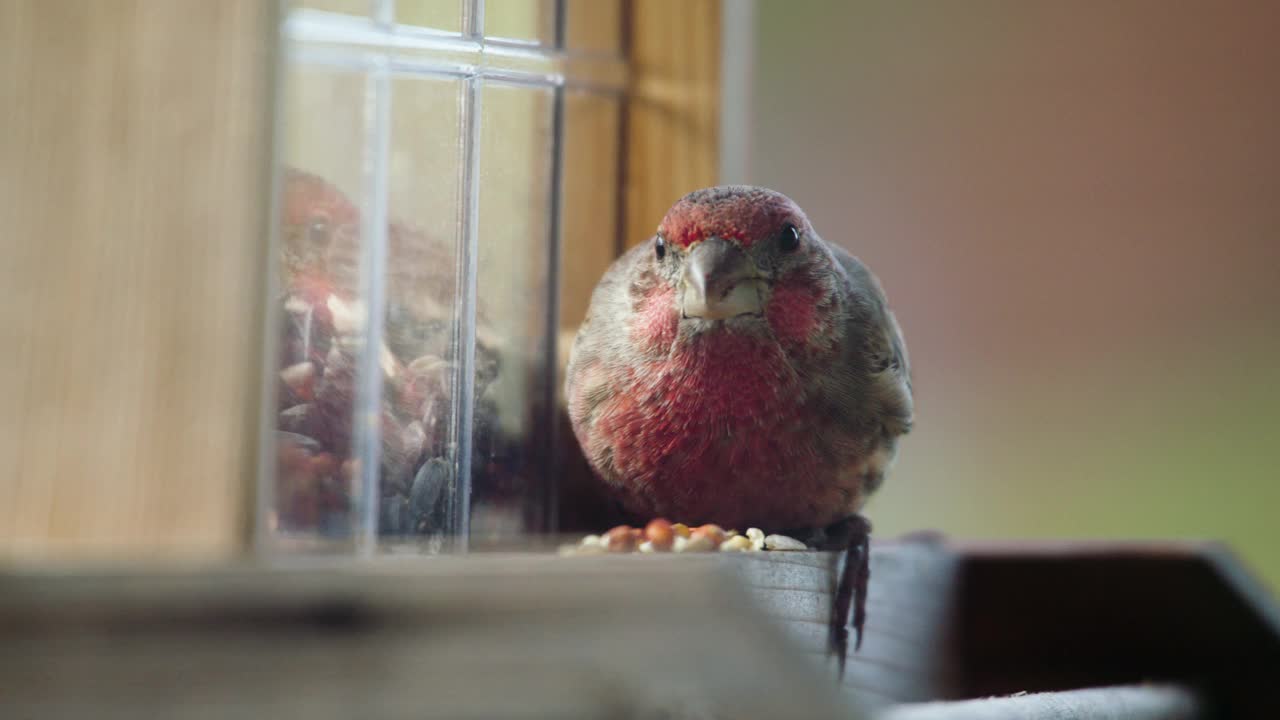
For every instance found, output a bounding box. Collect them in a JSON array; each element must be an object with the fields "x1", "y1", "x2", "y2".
[{"x1": 560, "y1": 518, "x2": 809, "y2": 555}]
